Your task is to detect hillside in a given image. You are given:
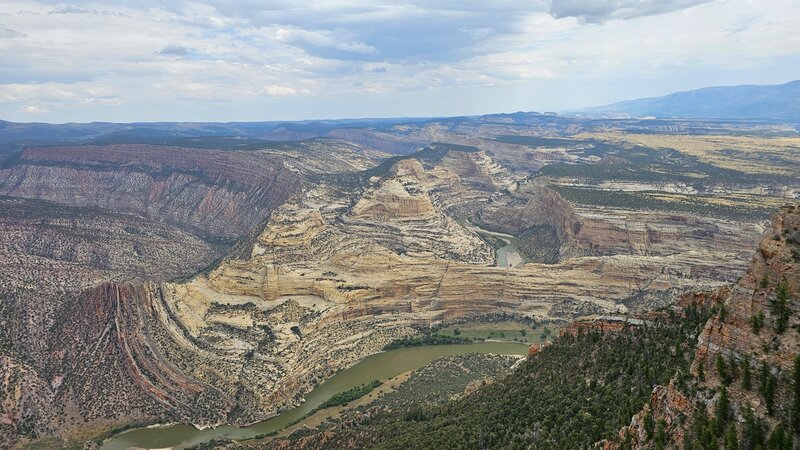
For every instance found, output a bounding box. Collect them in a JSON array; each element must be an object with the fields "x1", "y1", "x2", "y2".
[
  {"x1": 579, "y1": 80, "x2": 800, "y2": 122},
  {"x1": 254, "y1": 204, "x2": 800, "y2": 450},
  {"x1": 607, "y1": 203, "x2": 800, "y2": 449},
  {"x1": 0, "y1": 118, "x2": 798, "y2": 449}
]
